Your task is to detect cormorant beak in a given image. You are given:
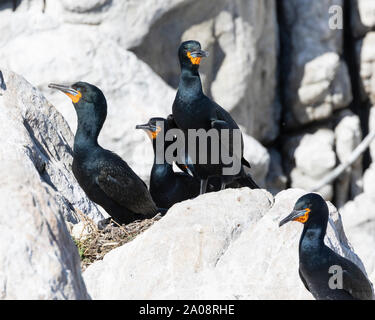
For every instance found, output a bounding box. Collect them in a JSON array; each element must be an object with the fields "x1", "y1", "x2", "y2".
[
  {"x1": 135, "y1": 123, "x2": 155, "y2": 131},
  {"x1": 190, "y1": 49, "x2": 209, "y2": 58},
  {"x1": 136, "y1": 122, "x2": 160, "y2": 140},
  {"x1": 48, "y1": 83, "x2": 82, "y2": 103},
  {"x1": 279, "y1": 208, "x2": 310, "y2": 227}
]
